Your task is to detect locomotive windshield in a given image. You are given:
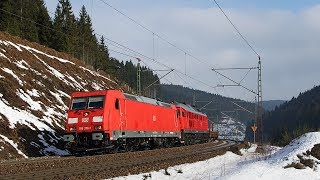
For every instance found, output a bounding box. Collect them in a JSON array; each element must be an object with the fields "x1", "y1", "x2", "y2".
[
  {"x1": 71, "y1": 96, "x2": 105, "y2": 110},
  {"x1": 71, "y1": 97, "x2": 87, "y2": 110},
  {"x1": 88, "y1": 96, "x2": 104, "y2": 109}
]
